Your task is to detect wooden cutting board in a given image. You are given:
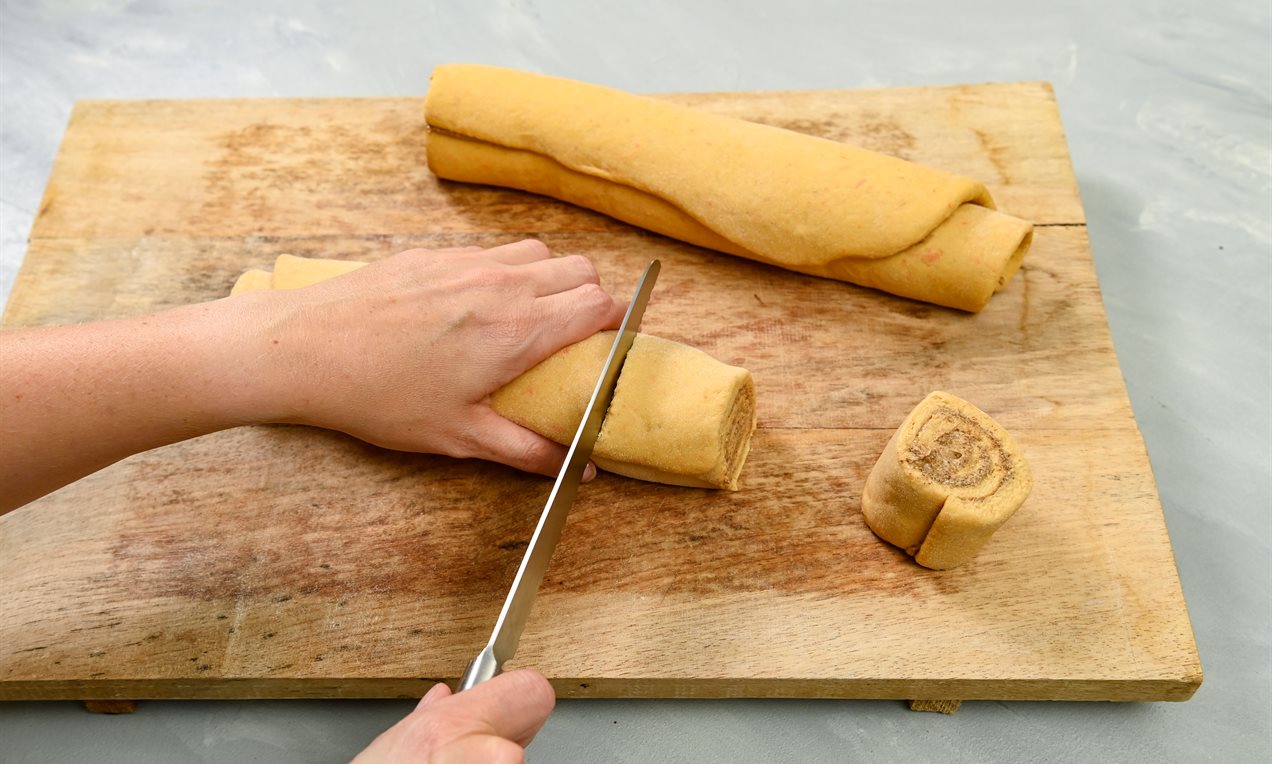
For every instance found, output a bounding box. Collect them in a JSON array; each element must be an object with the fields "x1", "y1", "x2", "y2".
[{"x1": 0, "y1": 83, "x2": 1201, "y2": 704}]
